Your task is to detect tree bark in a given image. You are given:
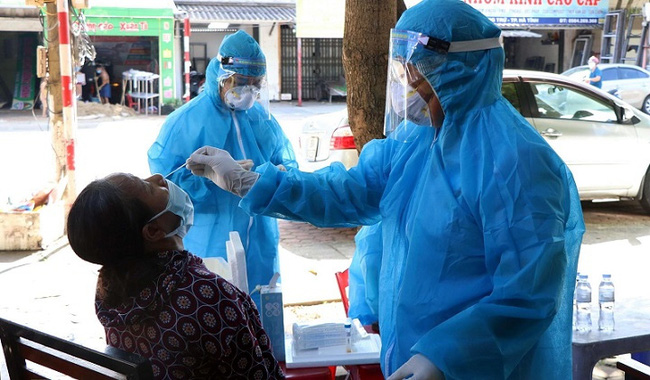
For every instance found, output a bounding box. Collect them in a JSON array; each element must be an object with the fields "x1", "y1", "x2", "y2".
[
  {"x1": 397, "y1": 0, "x2": 407, "y2": 20},
  {"x1": 343, "y1": 1, "x2": 403, "y2": 151}
]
